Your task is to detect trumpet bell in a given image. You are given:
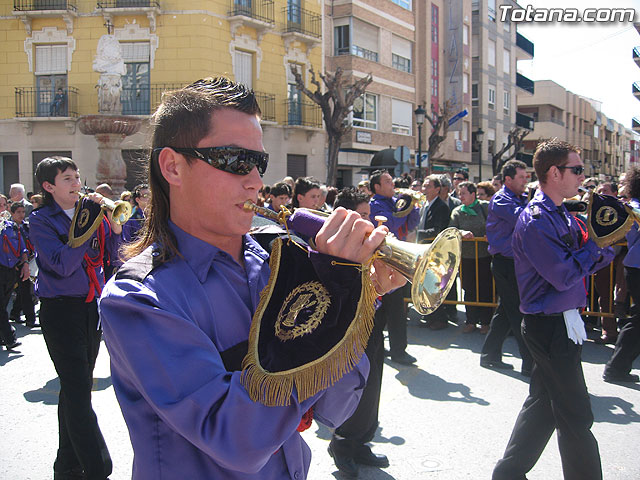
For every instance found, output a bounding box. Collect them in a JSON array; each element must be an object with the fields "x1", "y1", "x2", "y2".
[
  {"x1": 109, "y1": 200, "x2": 132, "y2": 225},
  {"x1": 379, "y1": 228, "x2": 462, "y2": 315}
]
